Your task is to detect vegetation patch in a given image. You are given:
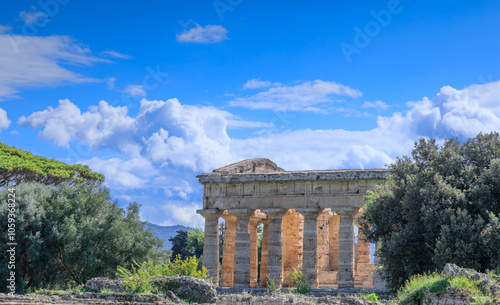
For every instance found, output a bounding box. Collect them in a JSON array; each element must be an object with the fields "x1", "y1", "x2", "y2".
[{"x1": 395, "y1": 272, "x2": 497, "y2": 305}]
